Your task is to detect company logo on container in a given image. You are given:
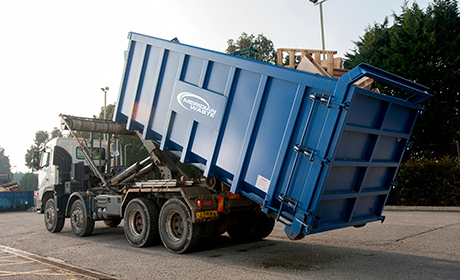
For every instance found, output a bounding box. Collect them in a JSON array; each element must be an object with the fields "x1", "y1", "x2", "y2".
[{"x1": 177, "y1": 92, "x2": 217, "y2": 118}]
